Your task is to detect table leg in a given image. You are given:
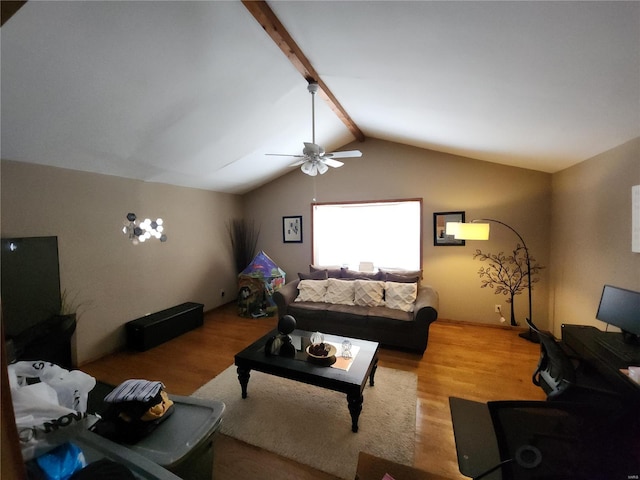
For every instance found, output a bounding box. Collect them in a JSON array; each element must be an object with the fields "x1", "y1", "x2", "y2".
[
  {"x1": 369, "y1": 357, "x2": 378, "y2": 387},
  {"x1": 237, "y1": 366, "x2": 250, "y2": 399},
  {"x1": 347, "y1": 393, "x2": 363, "y2": 433}
]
